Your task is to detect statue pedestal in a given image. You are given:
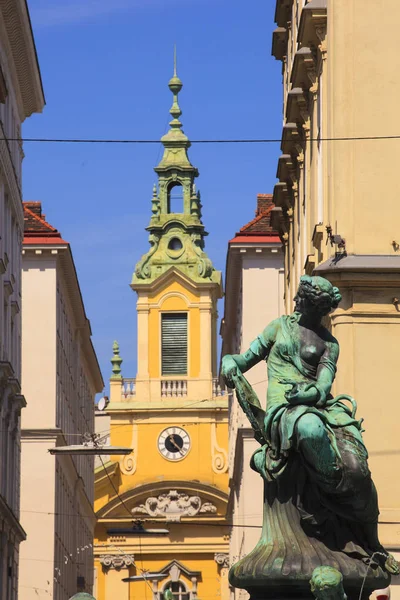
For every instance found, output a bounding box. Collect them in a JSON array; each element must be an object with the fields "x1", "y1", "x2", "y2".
[{"x1": 229, "y1": 478, "x2": 390, "y2": 600}]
